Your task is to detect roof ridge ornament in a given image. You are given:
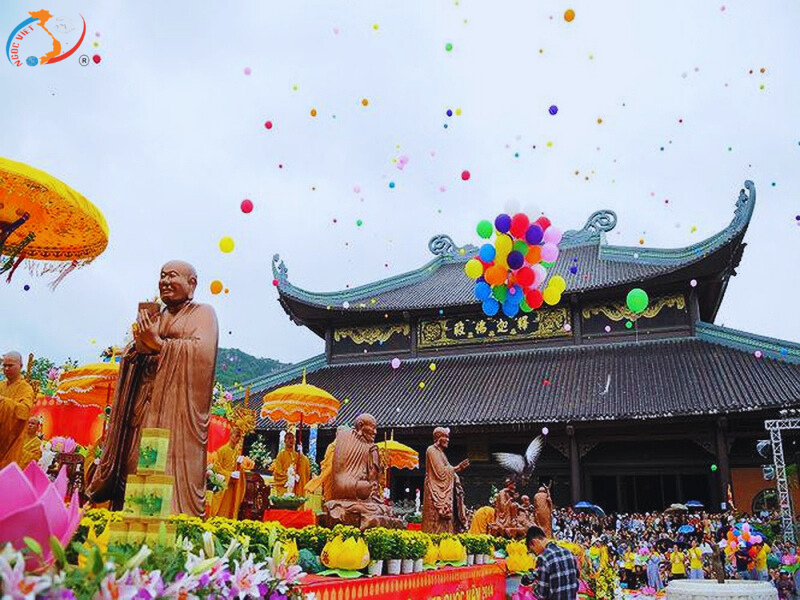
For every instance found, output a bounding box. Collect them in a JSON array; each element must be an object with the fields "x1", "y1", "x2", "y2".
[
  {"x1": 428, "y1": 234, "x2": 478, "y2": 258},
  {"x1": 561, "y1": 210, "x2": 618, "y2": 247},
  {"x1": 272, "y1": 253, "x2": 288, "y2": 284}
]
